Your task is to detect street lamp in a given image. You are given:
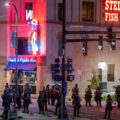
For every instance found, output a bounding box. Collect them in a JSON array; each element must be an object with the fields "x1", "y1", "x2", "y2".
[
  {"x1": 6, "y1": 3, "x2": 18, "y2": 113},
  {"x1": 6, "y1": 2, "x2": 18, "y2": 86}
]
